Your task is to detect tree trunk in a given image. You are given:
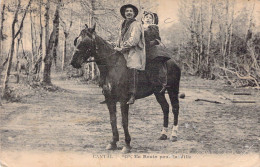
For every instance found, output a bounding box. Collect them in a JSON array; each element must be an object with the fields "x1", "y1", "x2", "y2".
[
  {"x1": 228, "y1": 1, "x2": 234, "y2": 58},
  {"x1": 245, "y1": 1, "x2": 255, "y2": 41},
  {"x1": 62, "y1": 33, "x2": 68, "y2": 71},
  {"x1": 42, "y1": 0, "x2": 50, "y2": 84},
  {"x1": 30, "y1": 8, "x2": 36, "y2": 66},
  {"x1": 42, "y1": 0, "x2": 61, "y2": 85},
  {"x1": 191, "y1": 1, "x2": 200, "y2": 71},
  {"x1": 2, "y1": 40, "x2": 16, "y2": 98},
  {"x1": 88, "y1": 11, "x2": 93, "y2": 79},
  {"x1": 1, "y1": 0, "x2": 32, "y2": 98},
  {"x1": 0, "y1": 2, "x2": 5, "y2": 58},
  {"x1": 220, "y1": 24, "x2": 224, "y2": 59},
  {"x1": 198, "y1": 0, "x2": 204, "y2": 74},
  {"x1": 60, "y1": 10, "x2": 72, "y2": 71},
  {"x1": 2, "y1": 0, "x2": 21, "y2": 97},
  {"x1": 223, "y1": 0, "x2": 229, "y2": 67},
  {"x1": 15, "y1": 34, "x2": 22, "y2": 83},
  {"x1": 0, "y1": 1, "x2": 6, "y2": 104},
  {"x1": 36, "y1": 0, "x2": 43, "y2": 80},
  {"x1": 206, "y1": 0, "x2": 214, "y2": 76}
]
